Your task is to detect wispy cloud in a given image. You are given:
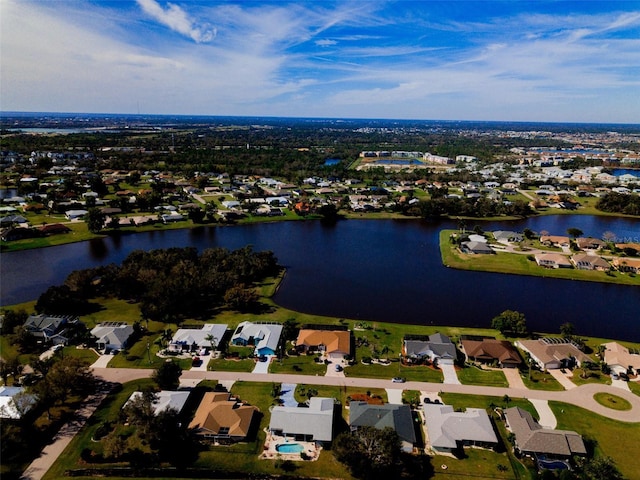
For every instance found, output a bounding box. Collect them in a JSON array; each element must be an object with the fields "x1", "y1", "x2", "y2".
[{"x1": 136, "y1": 0, "x2": 216, "y2": 43}]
